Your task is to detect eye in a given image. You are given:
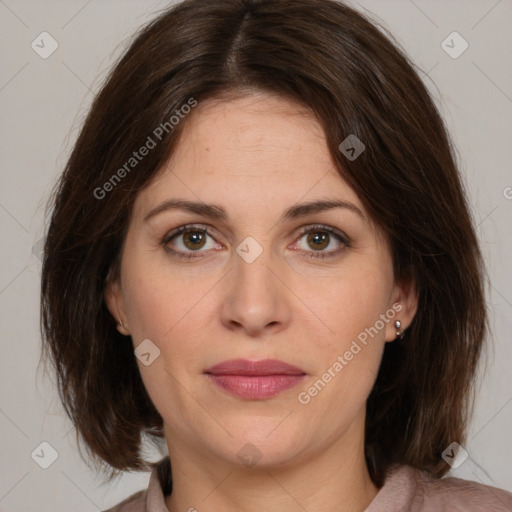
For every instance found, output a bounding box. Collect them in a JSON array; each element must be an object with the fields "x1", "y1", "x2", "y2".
[
  {"x1": 291, "y1": 225, "x2": 350, "y2": 259},
  {"x1": 162, "y1": 223, "x2": 349, "y2": 260},
  {"x1": 162, "y1": 225, "x2": 222, "y2": 258}
]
